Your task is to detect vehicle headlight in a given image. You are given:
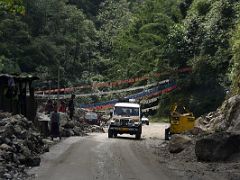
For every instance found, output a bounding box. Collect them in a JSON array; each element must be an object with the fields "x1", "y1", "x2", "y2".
[
  {"x1": 129, "y1": 120, "x2": 134, "y2": 124},
  {"x1": 110, "y1": 120, "x2": 115, "y2": 124}
]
